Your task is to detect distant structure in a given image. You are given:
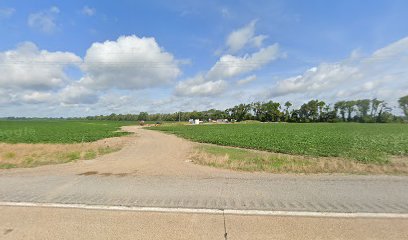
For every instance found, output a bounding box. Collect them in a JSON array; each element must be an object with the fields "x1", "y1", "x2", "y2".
[
  {"x1": 189, "y1": 119, "x2": 202, "y2": 125},
  {"x1": 216, "y1": 119, "x2": 229, "y2": 123}
]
